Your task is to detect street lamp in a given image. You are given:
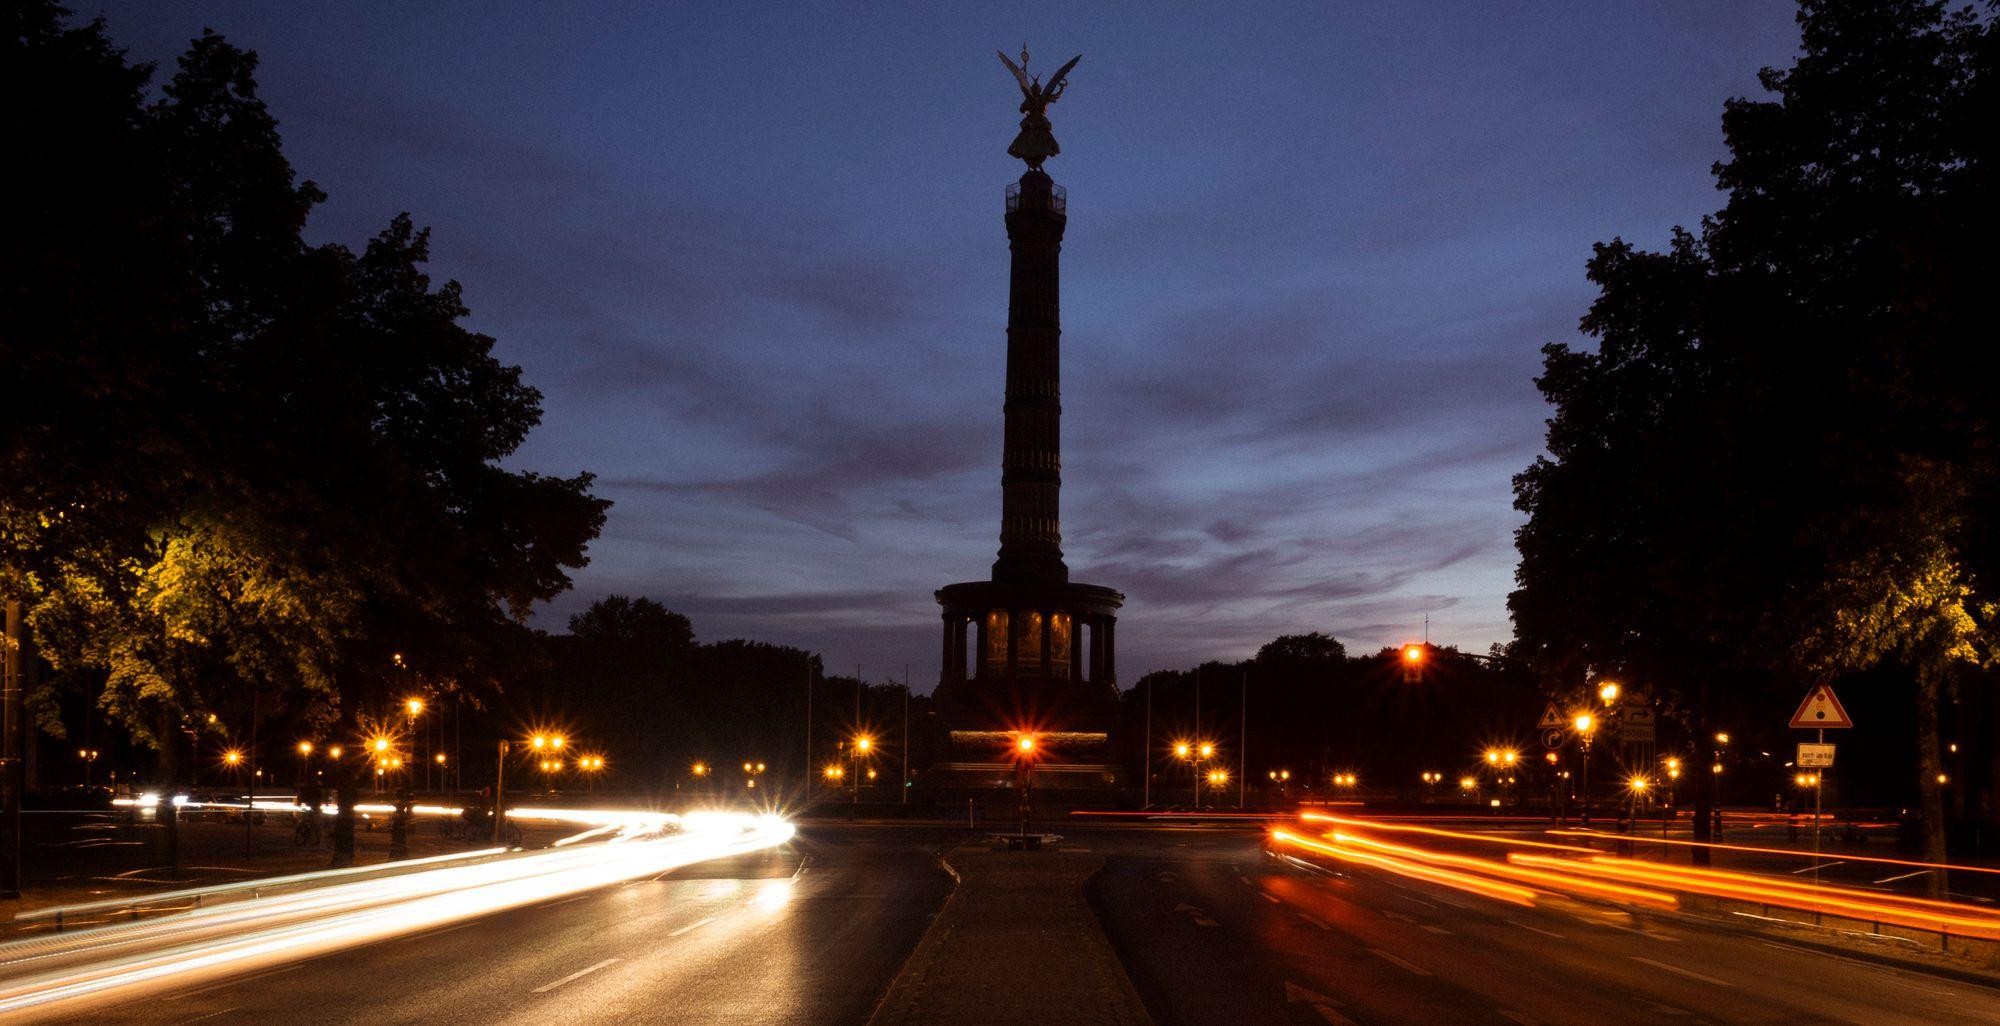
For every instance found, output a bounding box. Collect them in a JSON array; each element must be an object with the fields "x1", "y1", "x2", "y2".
[
  {"x1": 1573, "y1": 713, "x2": 1596, "y2": 826},
  {"x1": 1598, "y1": 681, "x2": 1621, "y2": 706},
  {"x1": 78, "y1": 748, "x2": 101, "y2": 788},
  {"x1": 850, "y1": 735, "x2": 874, "y2": 811},
  {"x1": 1013, "y1": 732, "x2": 1040, "y2": 839},
  {"x1": 1177, "y1": 740, "x2": 1214, "y2": 808}
]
